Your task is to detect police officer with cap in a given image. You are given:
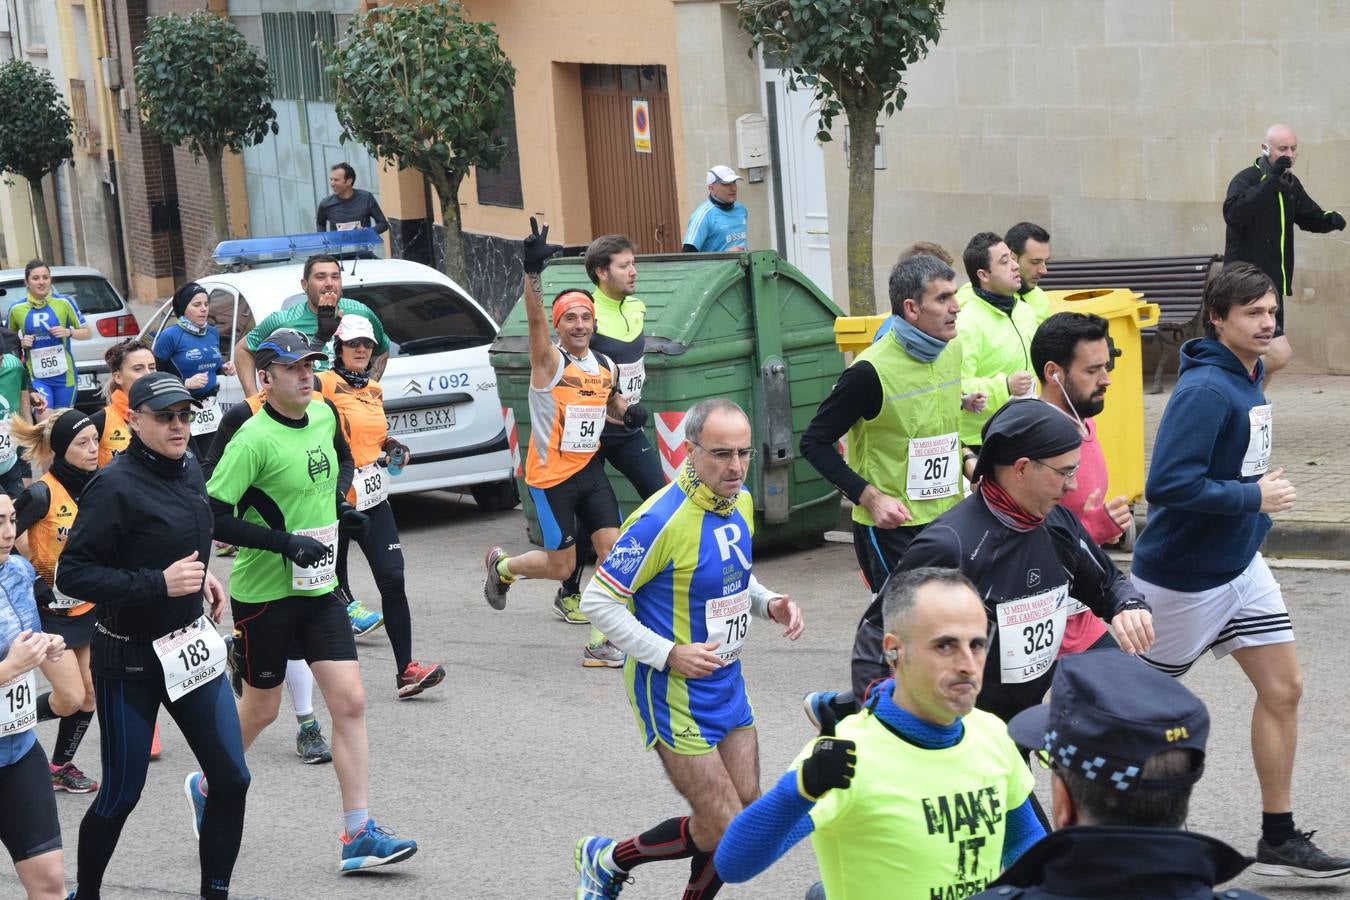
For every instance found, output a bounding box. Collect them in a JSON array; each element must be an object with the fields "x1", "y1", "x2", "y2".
[{"x1": 972, "y1": 650, "x2": 1267, "y2": 899}]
